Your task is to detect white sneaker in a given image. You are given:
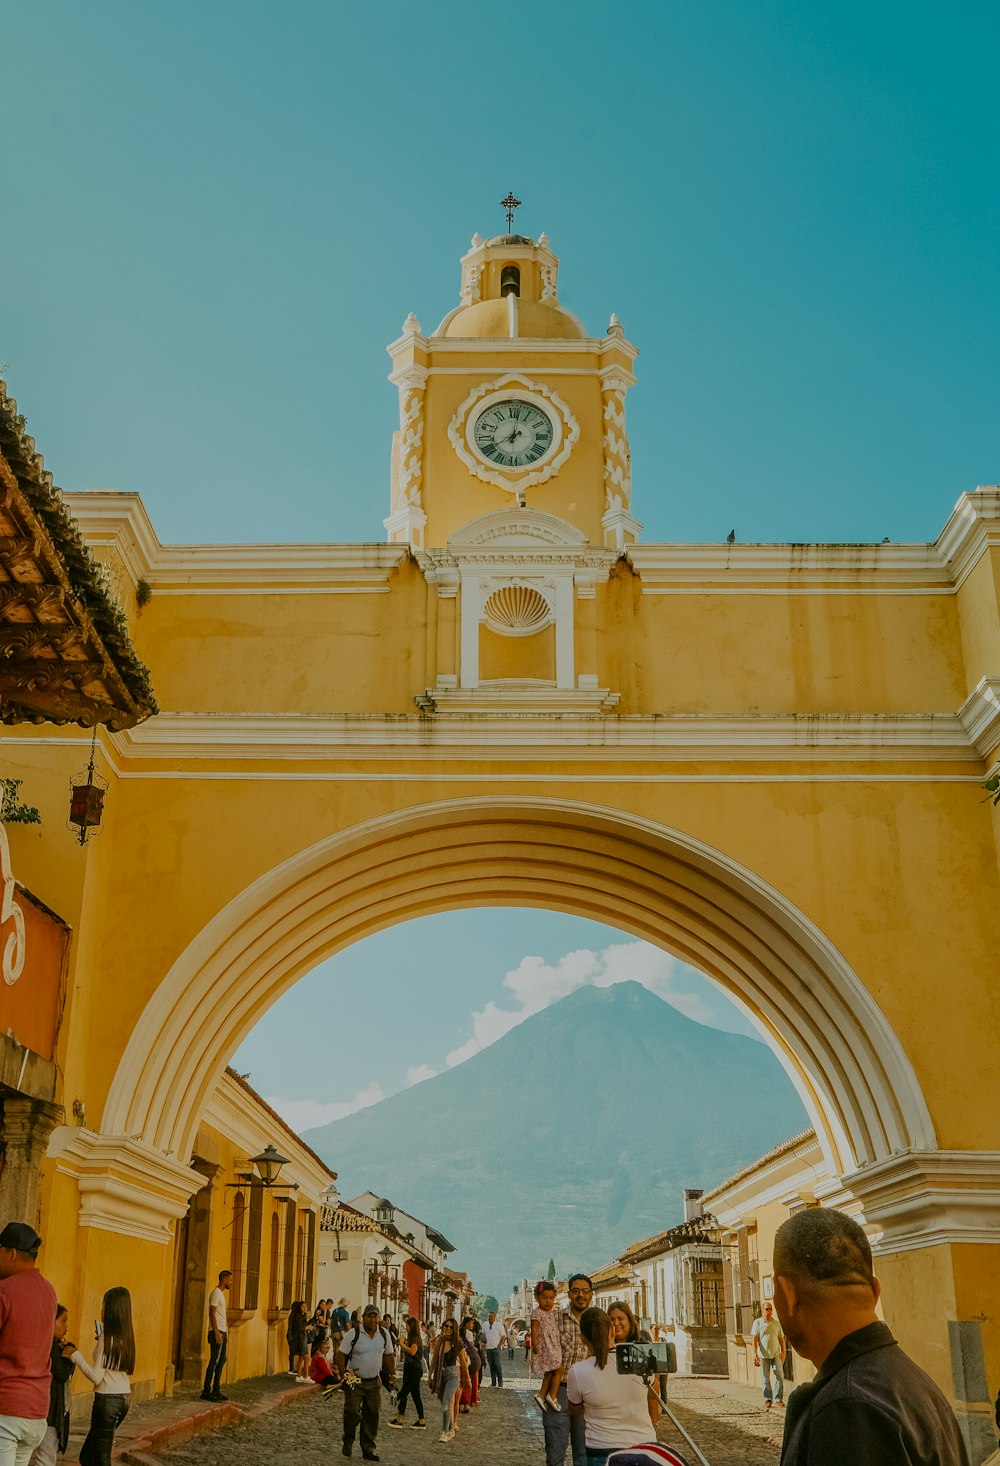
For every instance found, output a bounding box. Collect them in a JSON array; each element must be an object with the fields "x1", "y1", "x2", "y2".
[
  {"x1": 547, "y1": 1395, "x2": 561, "y2": 1412},
  {"x1": 438, "y1": 1431, "x2": 450, "y2": 1442},
  {"x1": 533, "y1": 1391, "x2": 547, "y2": 1410}
]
